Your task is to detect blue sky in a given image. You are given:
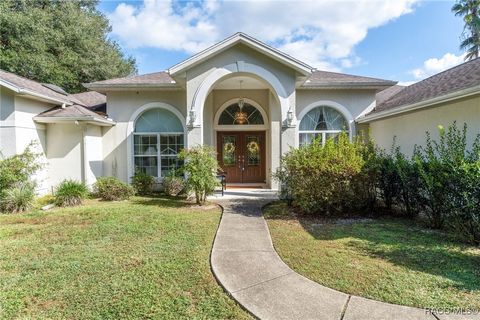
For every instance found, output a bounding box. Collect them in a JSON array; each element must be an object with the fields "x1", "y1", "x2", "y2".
[{"x1": 98, "y1": 0, "x2": 466, "y2": 84}]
